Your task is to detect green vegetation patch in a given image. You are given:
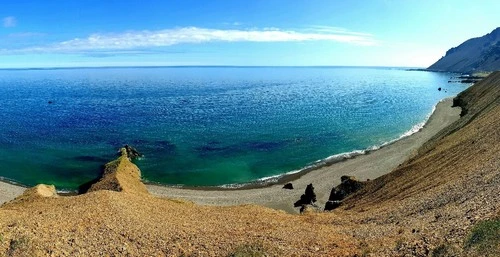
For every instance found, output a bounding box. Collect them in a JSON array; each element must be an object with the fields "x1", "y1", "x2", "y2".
[
  {"x1": 7, "y1": 236, "x2": 30, "y2": 256},
  {"x1": 432, "y1": 243, "x2": 458, "y2": 257},
  {"x1": 464, "y1": 217, "x2": 500, "y2": 256},
  {"x1": 227, "y1": 243, "x2": 267, "y2": 257}
]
